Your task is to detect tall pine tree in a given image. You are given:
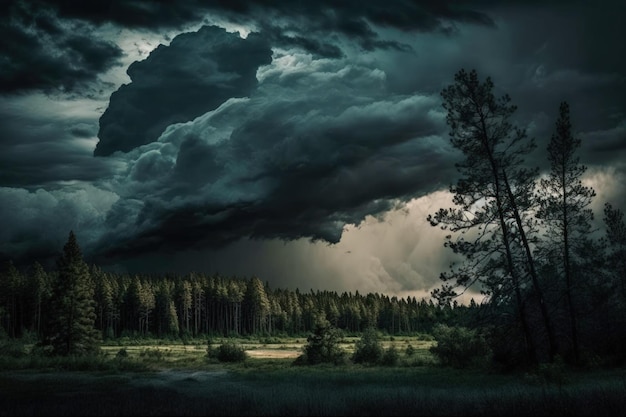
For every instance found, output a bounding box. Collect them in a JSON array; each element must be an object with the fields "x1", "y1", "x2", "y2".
[
  {"x1": 537, "y1": 102, "x2": 596, "y2": 364},
  {"x1": 41, "y1": 231, "x2": 100, "y2": 355},
  {"x1": 428, "y1": 69, "x2": 556, "y2": 364}
]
